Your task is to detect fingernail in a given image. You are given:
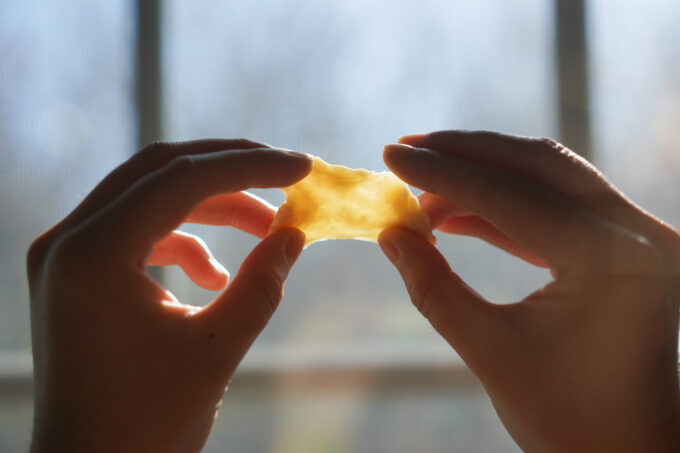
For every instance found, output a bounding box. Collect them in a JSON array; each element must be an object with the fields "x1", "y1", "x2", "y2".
[
  {"x1": 277, "y1": 149, "x2": 312, "y2": 160},
  {"x1": 379, "y1": 237, "x2": 400, "y2": 263},
  {"x1": 398, "y1": 133, "x2": 427, "y2": 144},
  {"x1": 384, "y1": 143, "x2": 417, "y2": 155},
  {"x1": 384, "y1": 144, "x2": 437, "y2": 161},
  {"x1": 285, "y1": 229, "x2": 306, "y2": 264}
]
